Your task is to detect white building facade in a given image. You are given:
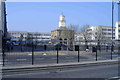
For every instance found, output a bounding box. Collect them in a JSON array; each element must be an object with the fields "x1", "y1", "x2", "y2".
[
  {"x1": 75, "y1": 26, "x2": 116, "y2": 41},
  {"x1": 86, "y1": 26, "x2": 116, "y2": 40},
  {"x1": 115, "y1": 21, "x2": 120, "y2": 40},
  {"x1": 8, "y1": 31, "x2": 51, "y2": 44},
  {"x1": 8, "y1": 31, "x2": 28, "y2": 41},
  {"x1": 116, "y1": 2, "x2": 120, "y2": 40}
]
